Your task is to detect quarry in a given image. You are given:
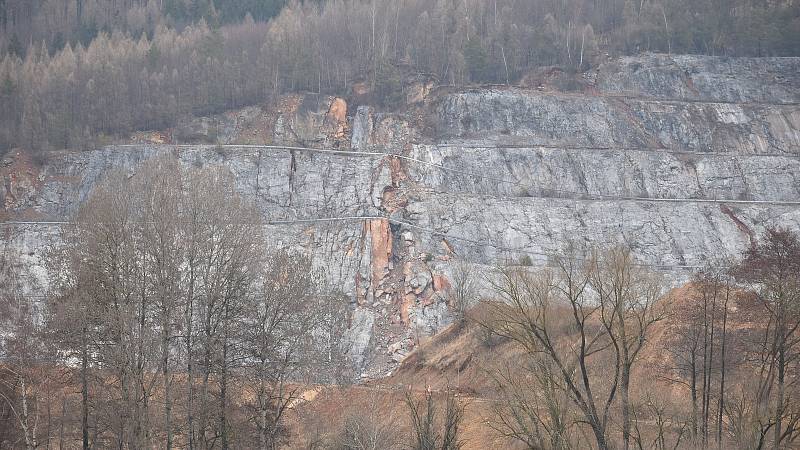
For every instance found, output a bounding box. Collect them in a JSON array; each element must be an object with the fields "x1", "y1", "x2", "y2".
[{"x1": 2, "y1": 53, "x2": 799, "y2": 378}]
